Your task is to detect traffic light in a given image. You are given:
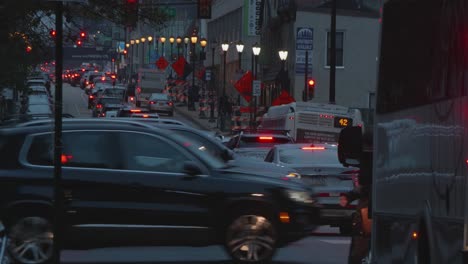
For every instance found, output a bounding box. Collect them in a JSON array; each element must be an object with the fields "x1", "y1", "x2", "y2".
[
  {"x1": 76, "y1": 39, "x2": 82, "y2": 47},
  {"x1": 25, "y1": 46, "x2": 32, "y2": 53},
  {"x1": 308, "y1": 79, "x2": 315, "y2": 100},
  {"x1": 124, "y1": 0, "x2": 139, "y2": 27},
  {"x1": 304, "y1": 78, "x2": 316, "y2": 101},
  {"x1": 50, "y1": 30, "x2": 56, "y2": 38},
  {"x1": 79, "y1": 31, "x2": 87, "y2": 39},
  {"x1": 123, "y1": 49, "x2": 128, "y2": 57}
]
